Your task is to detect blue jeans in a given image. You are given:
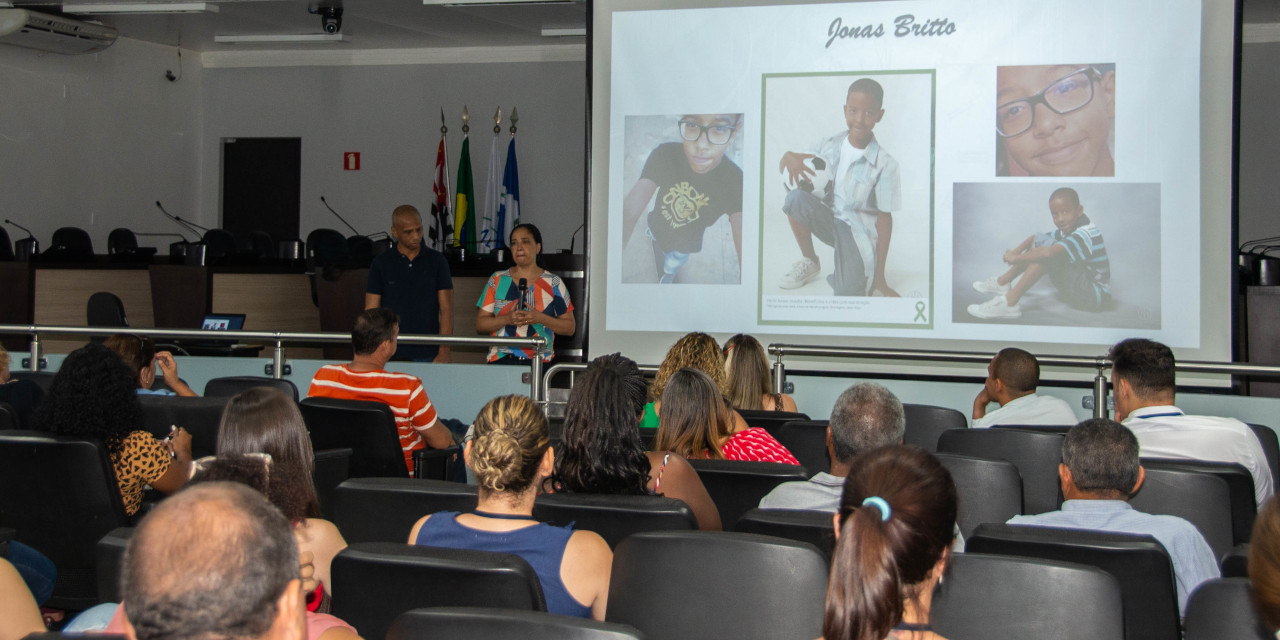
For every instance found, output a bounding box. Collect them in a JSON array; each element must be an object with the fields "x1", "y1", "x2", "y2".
[{"x1": 9, "y1": 541, "x2": 56, "y2": 605}]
